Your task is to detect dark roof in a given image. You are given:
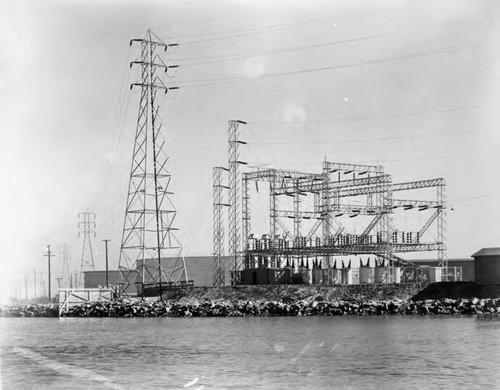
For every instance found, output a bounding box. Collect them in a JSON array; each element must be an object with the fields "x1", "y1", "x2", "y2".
[{"x1": 471, "y1": 248, "x2": 500, "y2": 257}]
